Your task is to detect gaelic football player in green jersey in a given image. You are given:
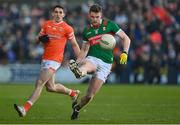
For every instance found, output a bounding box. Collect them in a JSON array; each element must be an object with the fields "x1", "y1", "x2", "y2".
[{"x1": 69, "y1": 4, "x2": 131, "y2": 120}]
